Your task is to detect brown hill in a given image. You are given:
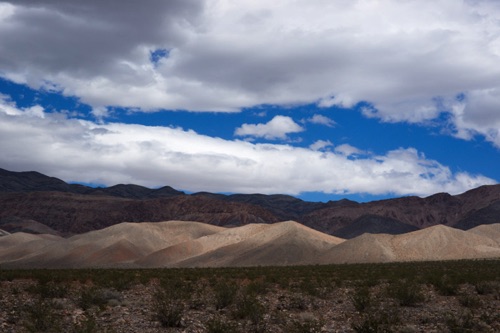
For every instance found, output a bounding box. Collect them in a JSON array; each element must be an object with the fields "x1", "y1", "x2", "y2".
[
  {"x1": 0, "y1": 216, "x2": 61, "y2": 236},
  {"x1": 391, "y1": 225, "x2": 500, "y2": 261},
  {"x1": 140, "y1": 221, "x2": 344, "y2": 267},
  {"x1": 1, "y1": 220, "x2": 344, "y2": 268},
  {"x1": 0, "y1": 192, "x2": 280, "y2": 235},
  {"x1": 333, "y1": 214, "x2": 419, "y2": 238},
  {"x1": 318, "y1": 224, "x2": 500, "y2": 264},
  {"x1": 1, "y1": 221, "x2": 499, "y2": 268},
  {"x1": 0, "y1": 221, "x2": 223, "y2": 268},
  {"x1": 0, "y1": 168, "x2": 183, "y2": 198},
  {"x1": 0, "y1": 232, "x2": 62, "y2": 263},
  {"x1": 468, "y1": 224, "x2": 500, "y2": 245},
  {"x1": 302, "y1": 187, "x2": 500, "y2": 235},
  {"x1": 1, "y1": 168, "x2": 500, "y2": 238}
]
